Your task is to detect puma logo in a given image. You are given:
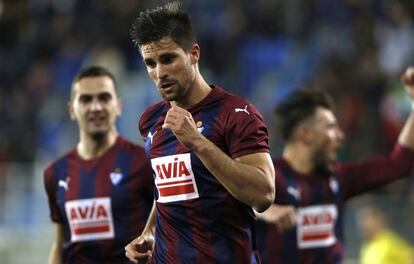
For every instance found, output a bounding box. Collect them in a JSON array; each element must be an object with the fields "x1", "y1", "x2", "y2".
[
  {"x1": 234, "y1": 105, "x2": 249, "y2": 115},
  {"x1": 58, "y1": 177, "x2": 70, "y2": 191},
  {"x1": 287, "y1": 186, "x2": 301, "y2": 200},
  {"x1": 147, "y1": 130, "x2": 158, "y2": 144}
]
